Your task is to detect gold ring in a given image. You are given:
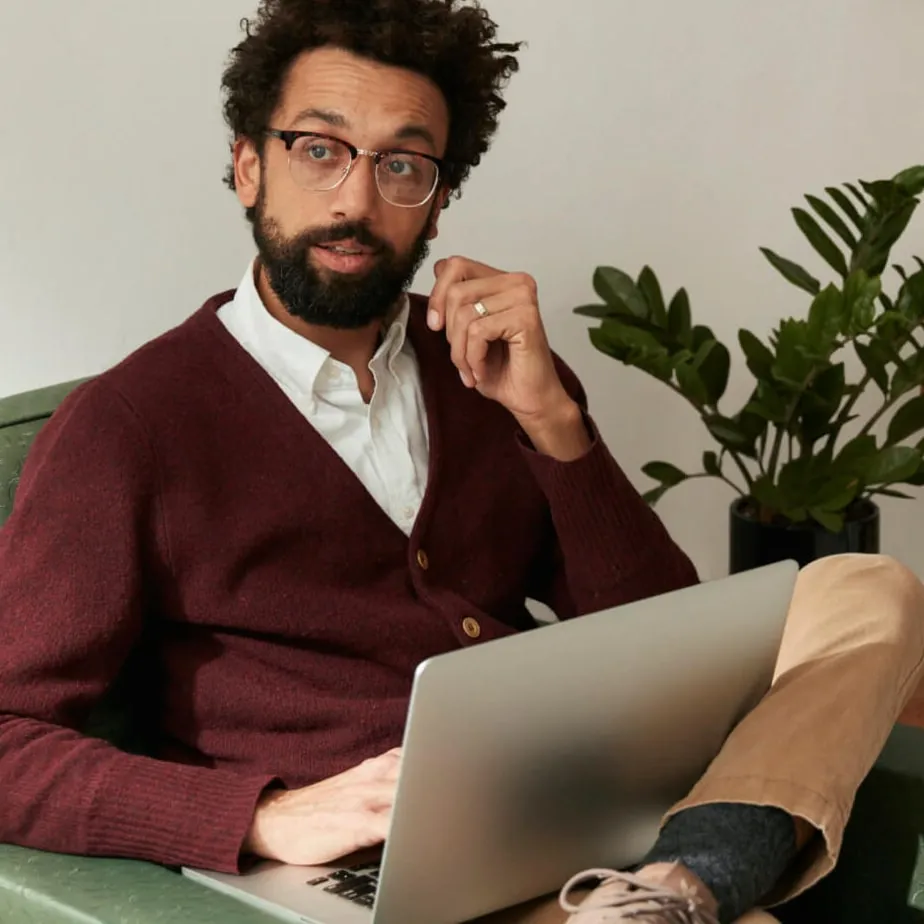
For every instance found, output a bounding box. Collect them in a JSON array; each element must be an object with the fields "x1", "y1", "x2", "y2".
[{"x1": 473, "y1": 301, "x2": 489, "y2": 318}]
